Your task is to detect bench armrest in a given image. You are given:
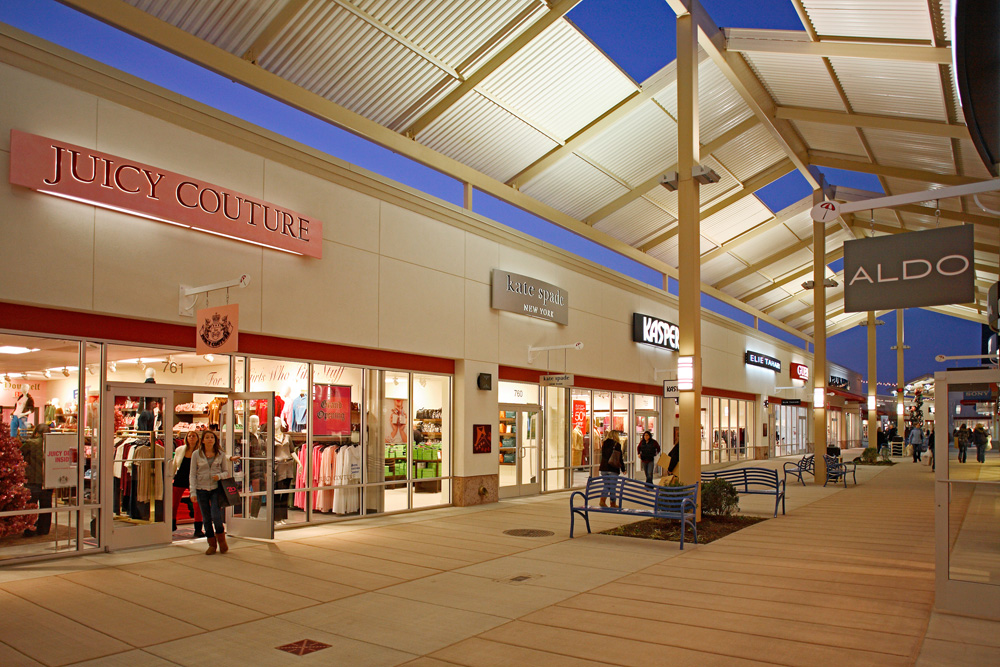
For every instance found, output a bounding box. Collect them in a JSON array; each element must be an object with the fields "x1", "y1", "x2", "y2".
[{"x1": 569, "y1": 490, "x2": 586, "y2": 507}]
